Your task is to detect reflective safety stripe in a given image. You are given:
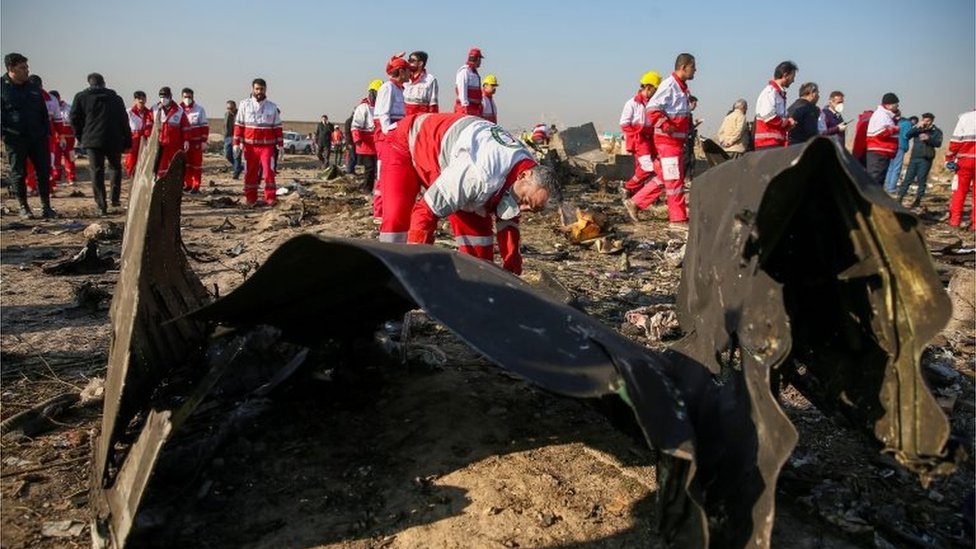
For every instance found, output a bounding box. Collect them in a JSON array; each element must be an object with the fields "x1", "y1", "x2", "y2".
[
  {"x1": 495, "y1": 220, "x2": 519, "y2": 231},
  {"x1": 754, "y1": 132, "x2": 785, "y2": 140},
  {"x1": 666, "y1": 188, "x2": 685, "y2": 196},
  {"x1": 378, "y1": 232, "x2": 407, "y2": 243},
  {"x1": 456, "y1": 235, "x2": 494, "y2": 246},
  {"x1": 669, "y1": 132, "x2": 687, "y2": 139},
  {"x1": 437, "y1": 116, "x2": 481, "y2": 169},
  {"x1": 958, "y1": 153, "x2": 976, "y2": 158}
]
